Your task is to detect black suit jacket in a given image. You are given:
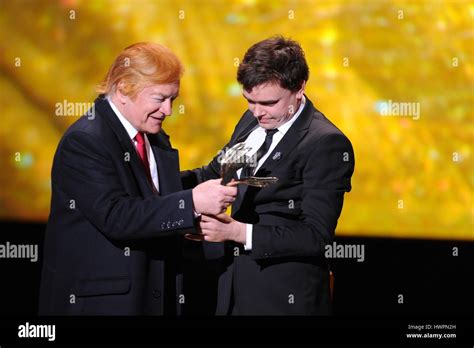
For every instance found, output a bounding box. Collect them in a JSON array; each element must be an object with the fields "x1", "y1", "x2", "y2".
[
  {"x1": 39, "y1": 96, "x2": 195, "y2": 315},
  {"x1": 182, "y1": 97, "x2": 355, "y2": 315}
]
